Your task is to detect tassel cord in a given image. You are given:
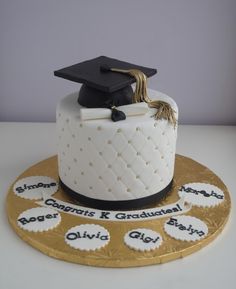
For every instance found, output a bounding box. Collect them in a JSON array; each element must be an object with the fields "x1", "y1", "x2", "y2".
[{"x1": 107, "y1": 67, "x2": 177, "y2": 126}]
